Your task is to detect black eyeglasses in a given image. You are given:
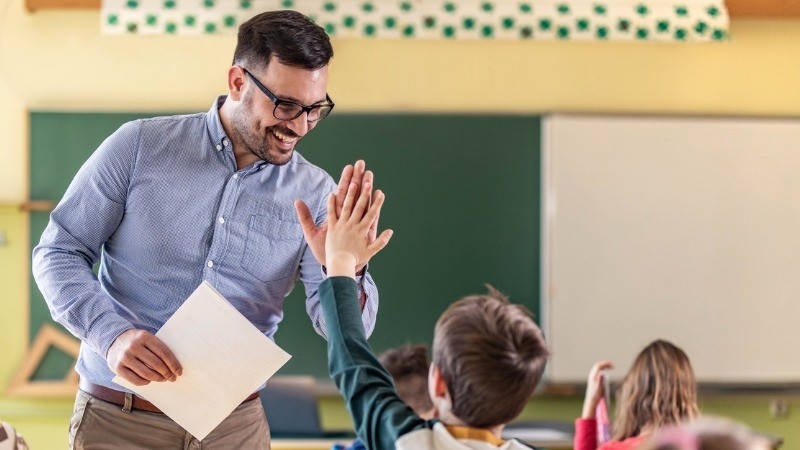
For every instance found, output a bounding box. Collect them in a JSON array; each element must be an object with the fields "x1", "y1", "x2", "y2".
[{"x1": 242, "y1": 67, "x2": 334, "y2": 122}]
